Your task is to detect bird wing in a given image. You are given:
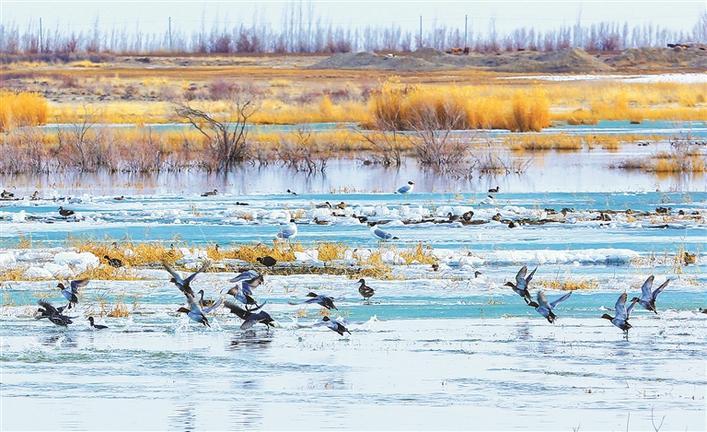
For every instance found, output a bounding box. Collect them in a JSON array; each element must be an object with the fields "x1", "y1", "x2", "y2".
[
  {"x1": 223, "y1": 300, "x2": 249, "y2": 319},
  {"x1": 536, "y1": 291, "x2": 549, "y2": 308},
  {"x1": 229, "y1": 270, "x2": 259, "y2": 283},
  {"x1": 640, "y1": 275, "x2": 655, "y2": 301},
  {"x1": 70, "y1": 279, "x2": 89, "y2": 293},
  {"x1": 652, "y1": 279, "x2": 669, "y2": 301},
  {"x1": 203, "y1": 297, "x2": 223, "y2": 314},
  {"x1": 162, "y1": 262, "x2": 184, "y2": 285},
  {"x1": 185, "y1": 294, "x2": 200, "y2": 312},
  {"x1": 183, "y1": 261, "x2": 210, "y2": 285},
  {"x1": 515, "y1": 266, "x2": 528, "y2": 285},
  {"x1": 614, "y1": 293, "x2": 628, "y2": 321},
  {"x1": 397, "y1": 185, "x2": 410, "y2": 194},
  {"x1": 549, "y1": 291, "x2": 572, "y2": 310},
  {"x1": 37, "y1": 300, "x2": 57, "y2": 315},
  {"x1": 525, "y1": 267, "x2": 538, "y2": 284}
]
